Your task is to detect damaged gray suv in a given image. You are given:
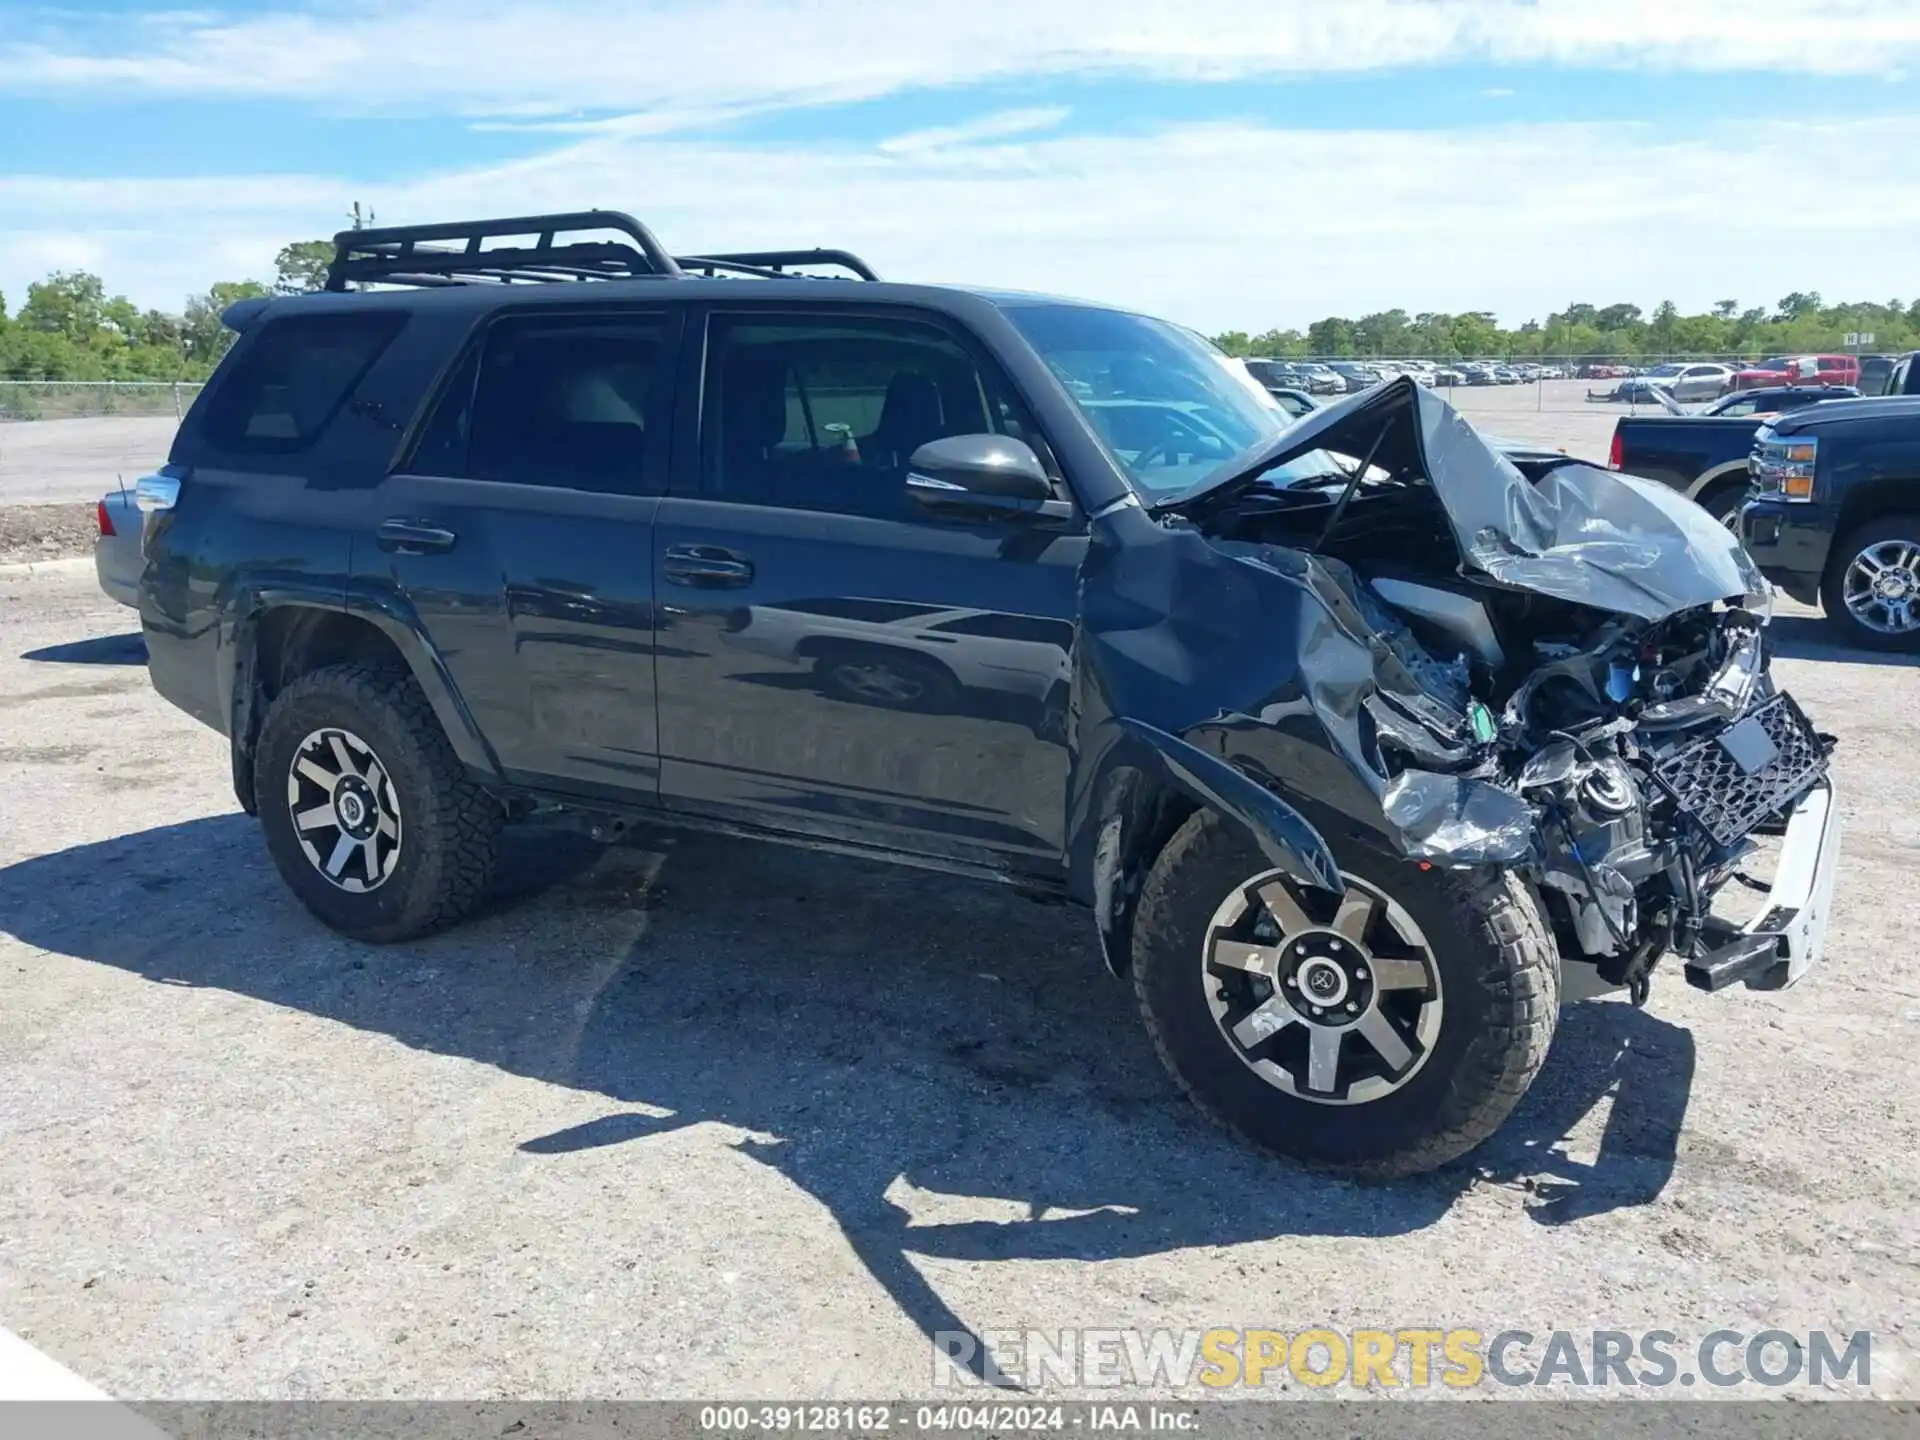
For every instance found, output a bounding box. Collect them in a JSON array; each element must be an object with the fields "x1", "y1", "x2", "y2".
[{"x1": 138, "y1": 212, "x2": 1841, "y2": 1177}]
